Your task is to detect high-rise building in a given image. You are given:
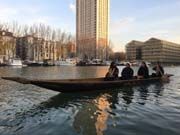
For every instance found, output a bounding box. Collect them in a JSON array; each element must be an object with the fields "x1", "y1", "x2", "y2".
[{"x1": 76, "y1": 0, "x2": 110, "y2": 60}]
